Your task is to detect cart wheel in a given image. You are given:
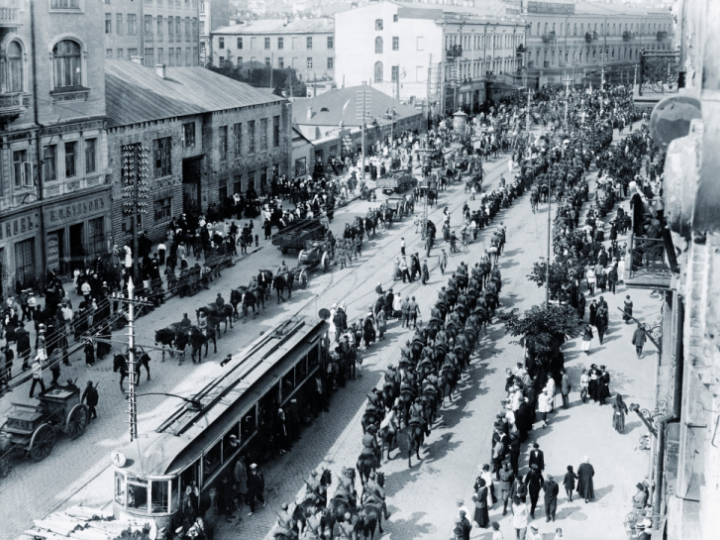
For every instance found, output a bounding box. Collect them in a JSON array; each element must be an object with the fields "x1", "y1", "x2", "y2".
[
  {"x1": 300, "y1": 269, "x2": 308, "y2": 289},
  {"x1": 66, "y1": 403, "x2": 90, "y2": 440},
  {"x1": 298, "y1": 250, "x2": 306, "y2": 263},
  {"x1": 321, "y1": 252, "x2": 329, "y2": 273},
  {"x1": 29, "y1": 423, "x2": 56, "y2": 462}
]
